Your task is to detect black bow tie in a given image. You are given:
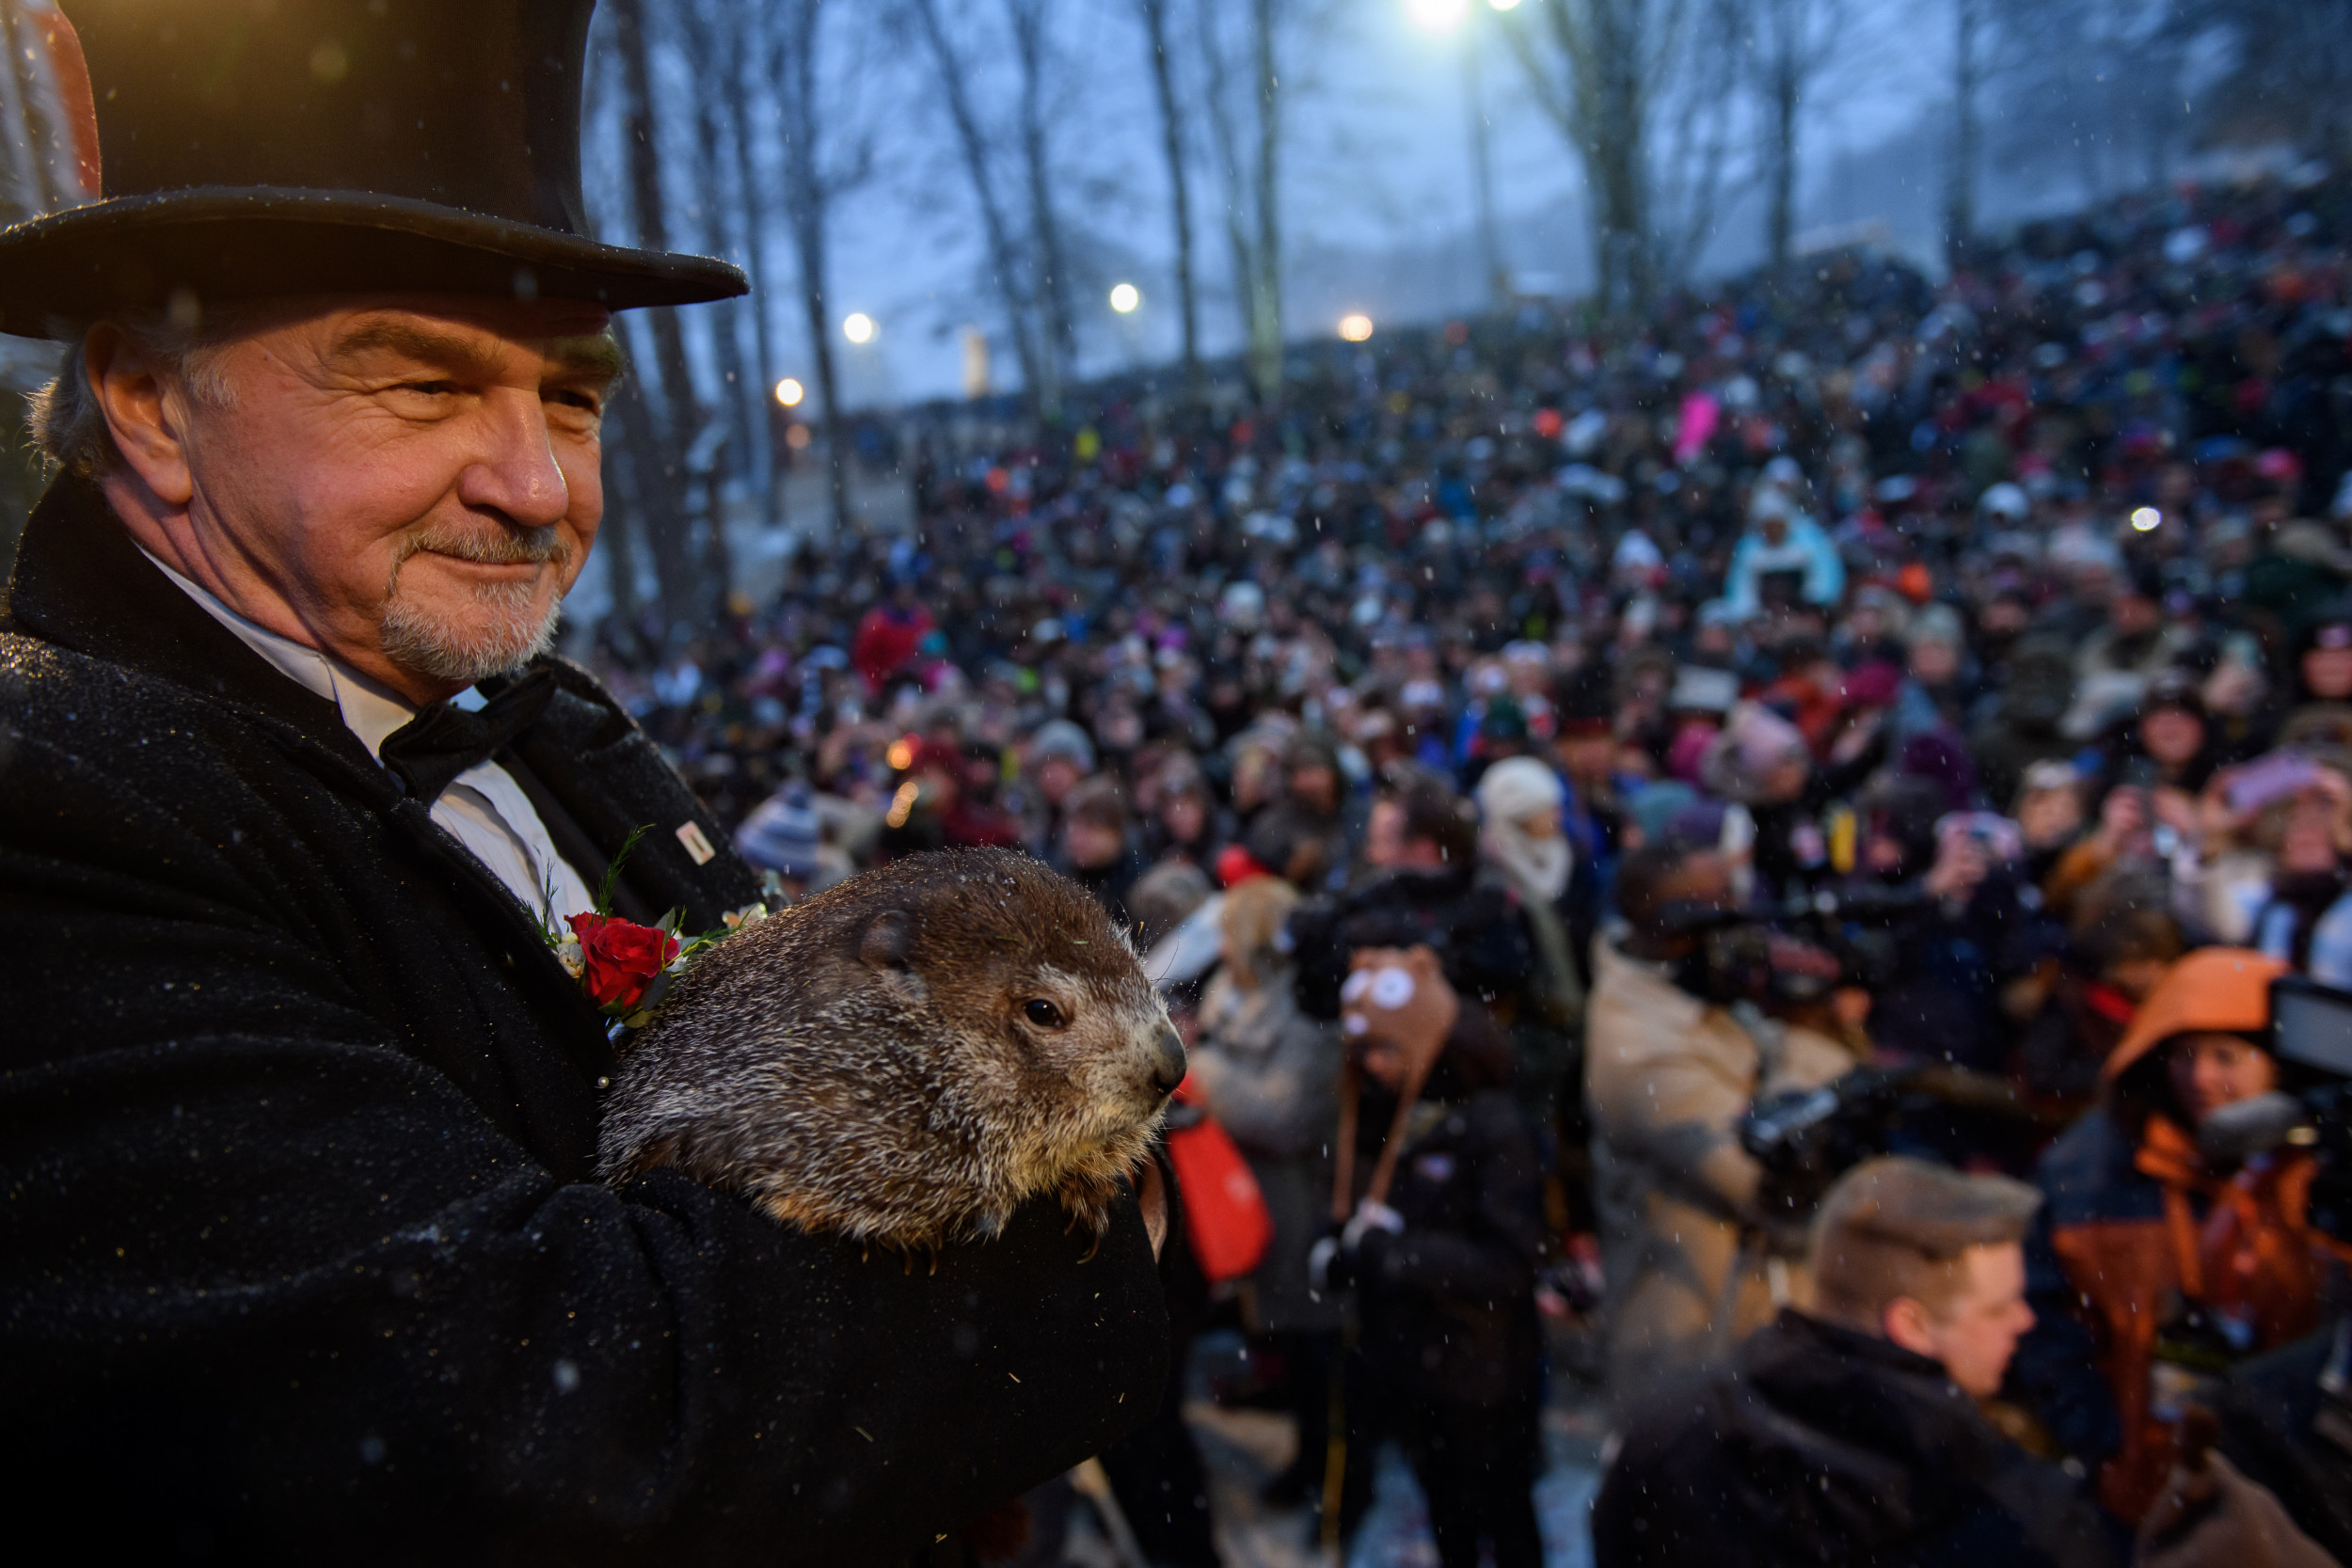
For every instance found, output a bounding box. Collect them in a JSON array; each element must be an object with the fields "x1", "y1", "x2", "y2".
[{"x1": 378, "y1": 668, "x2": 559, "y2": 802}]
